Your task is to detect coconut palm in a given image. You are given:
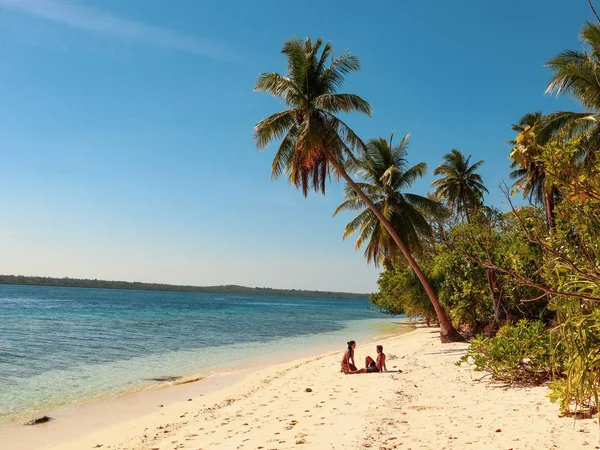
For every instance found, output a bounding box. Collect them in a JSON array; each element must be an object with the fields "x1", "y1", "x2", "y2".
[
  {"x1": 509, "y1": 112, "x2": 559, "y2": 231},
  {"x1": 431, "y1": 149, "x2": 488, "y2": 223},
  {"x1": 254, "y1": 38, "x2": 463, "y2": 342},
  {"x1": 543, "y1": 21, "x2": 600, "y2": 165},
  {"x1": 333, "y1": 133, "x2": 445, "y2": 267}
]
